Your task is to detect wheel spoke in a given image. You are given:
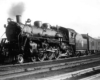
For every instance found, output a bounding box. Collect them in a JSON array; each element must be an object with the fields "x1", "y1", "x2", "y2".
[
  {"x1": 47, "y1": 52, "x2": 53, "y2": 60},
  {"x1": 38, "y1": 52, "x2": 46, "y2": 61},
  {"x1": 31, "y1": 56, "x2": 36, "y2": 62},
  {"x1": 55, "y1": 50, "x2": 60, "y2": 60},
  {"x1": 17, "y1": 54, "x2": 24, "y2": 64}
]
